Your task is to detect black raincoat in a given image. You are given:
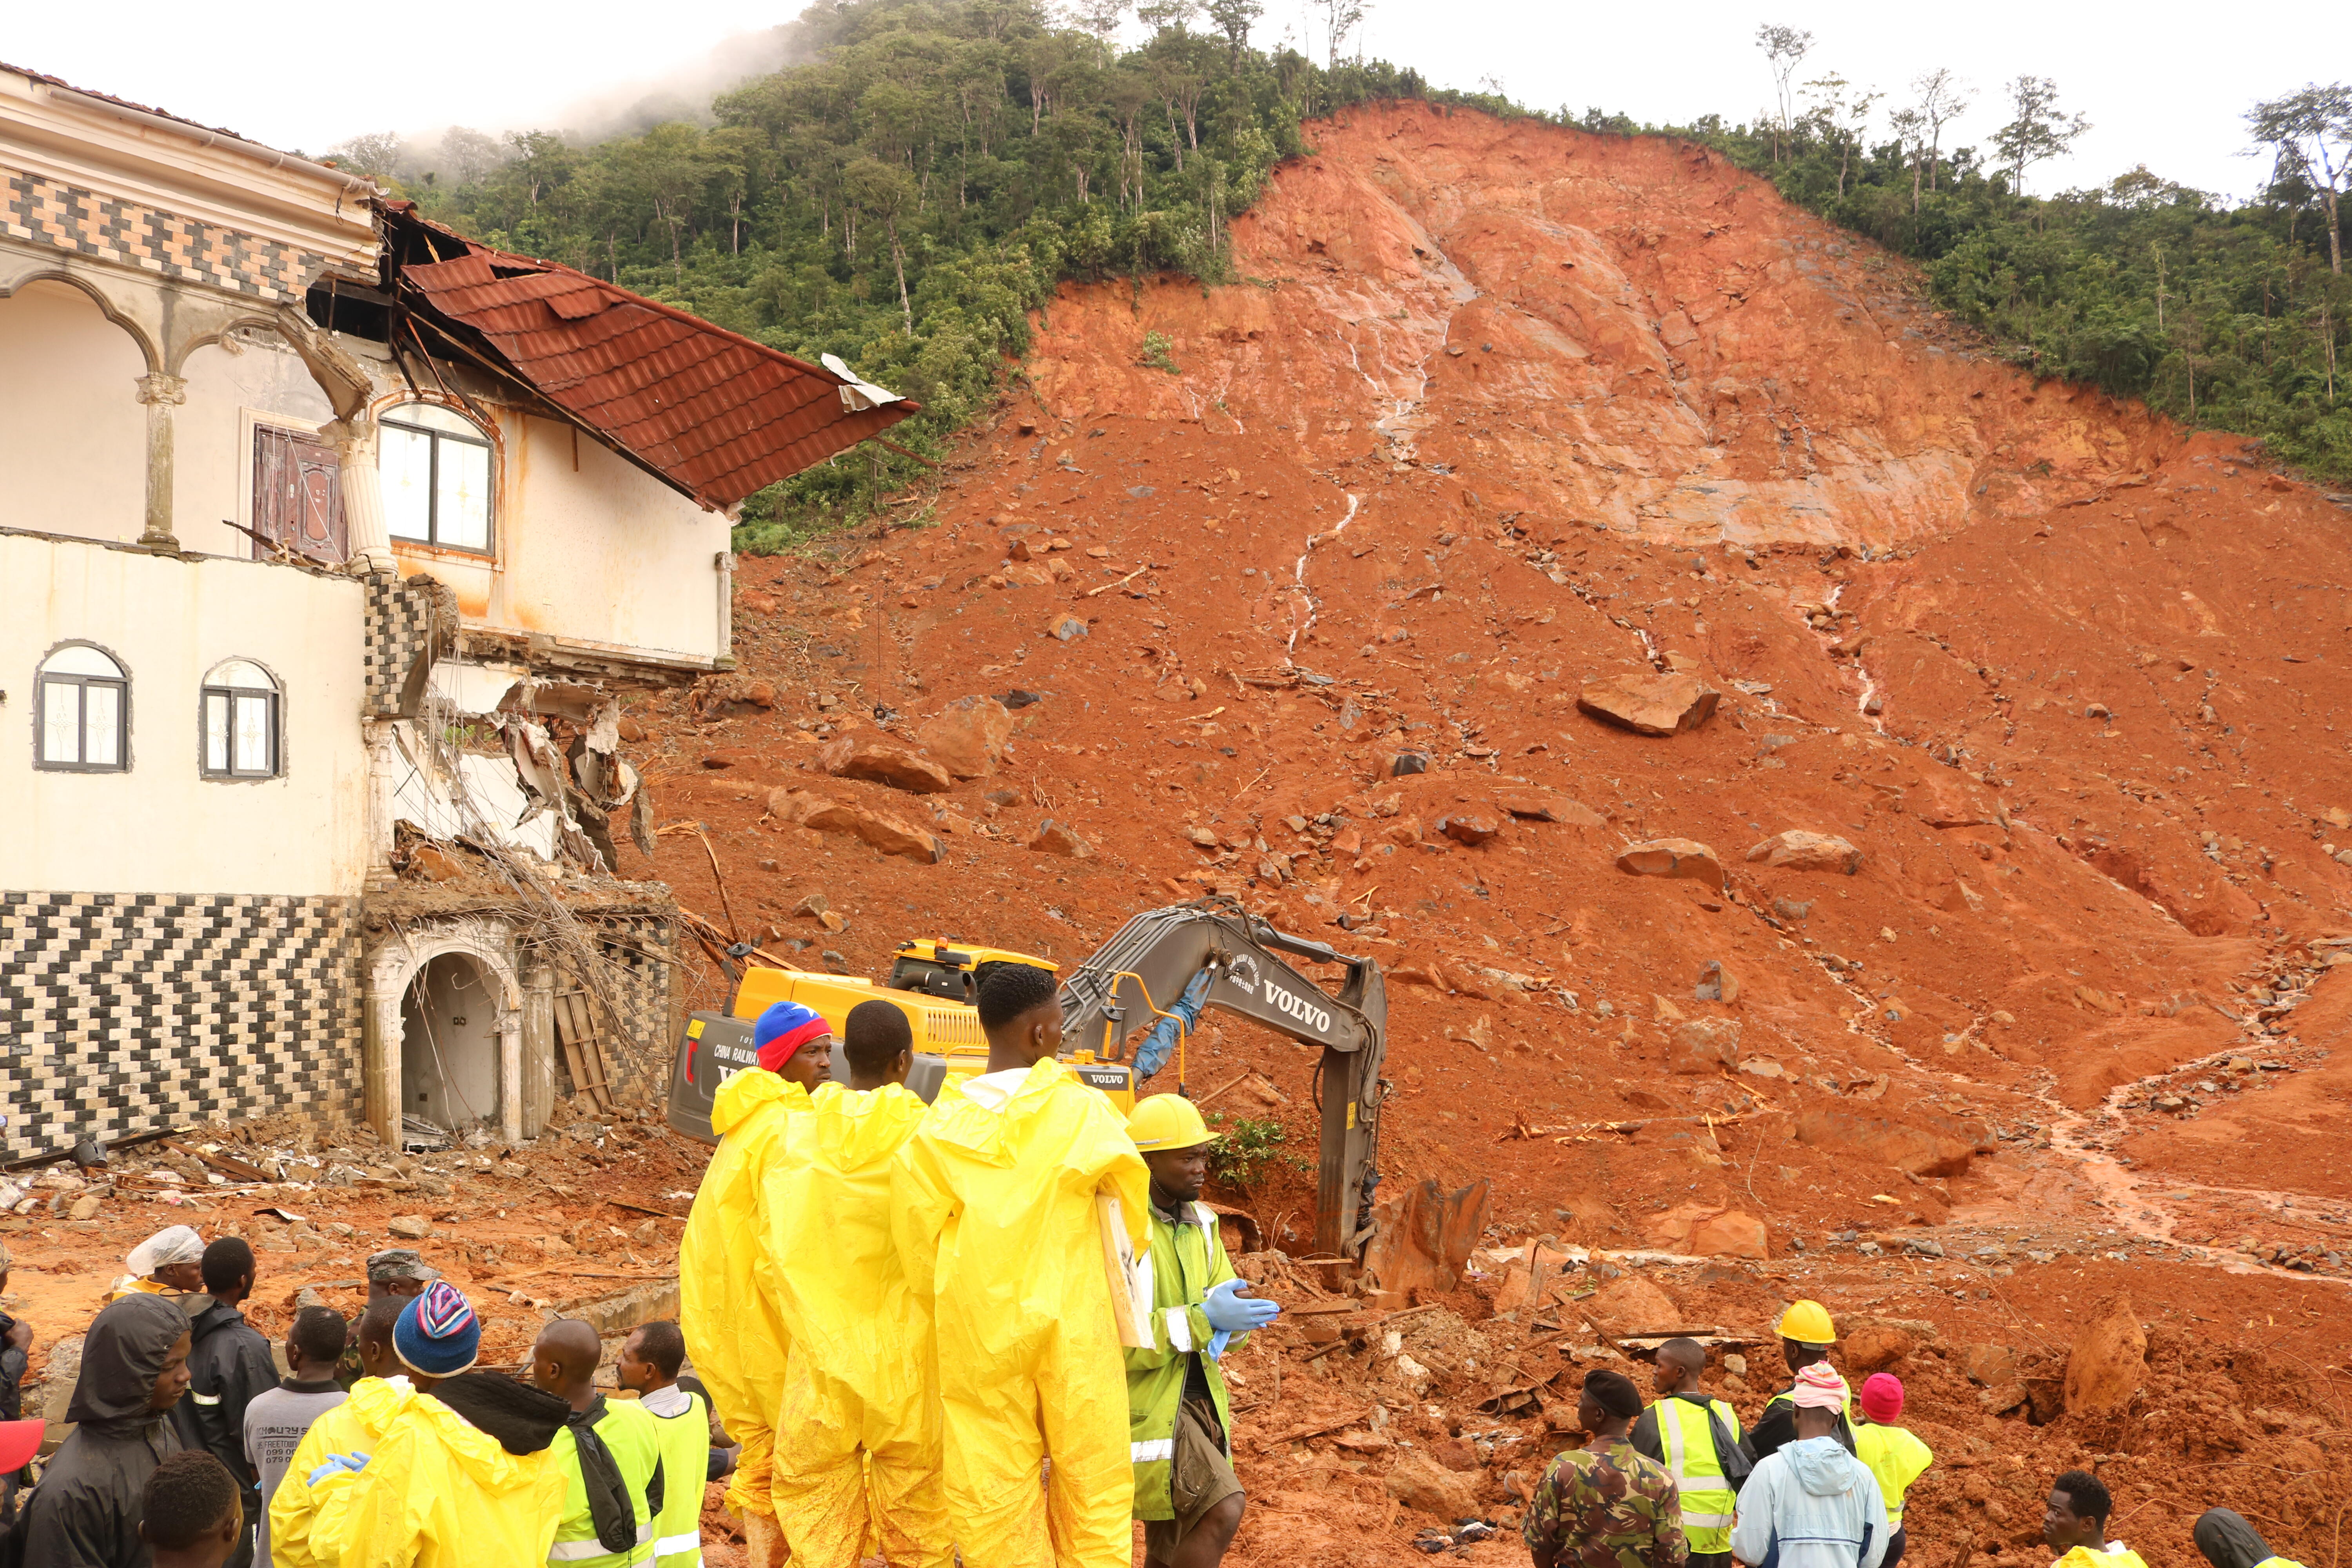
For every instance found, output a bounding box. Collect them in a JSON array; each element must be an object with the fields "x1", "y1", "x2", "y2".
[
  {"x1": 20, "y1": 1295, "x2": 187, "y2": 1568},
  {"x1": 169, "y1": 1299, "x2": 274, "y2": 1568}
]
